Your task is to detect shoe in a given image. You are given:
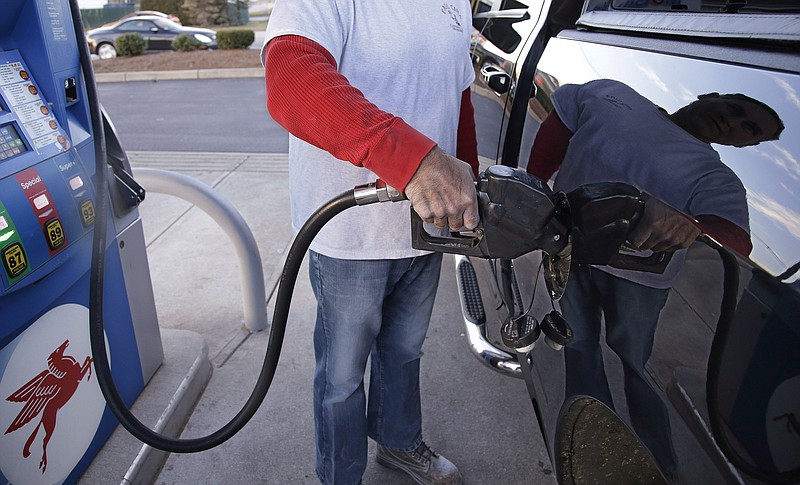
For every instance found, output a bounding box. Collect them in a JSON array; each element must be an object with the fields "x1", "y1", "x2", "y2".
[{"x1": 376, "y1": 441, "x2": 463, "y2": 485}]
